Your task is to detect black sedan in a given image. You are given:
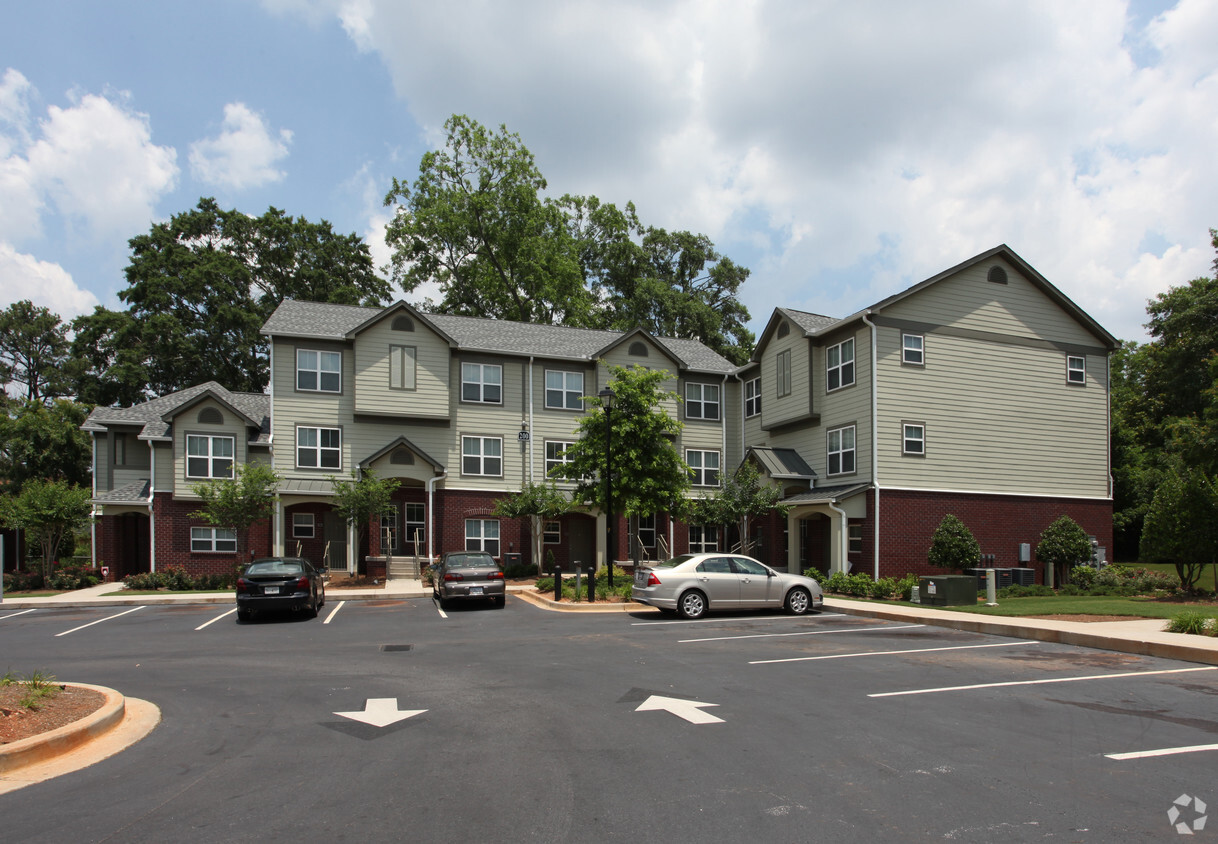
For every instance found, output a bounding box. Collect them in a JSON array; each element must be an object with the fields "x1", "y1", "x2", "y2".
[
  {"x1": 236, "y1": 557, "x2": 326, "y2": 621},
  {"x1": 432, "y1": 551, "x2": 506, "y2": 608}
]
